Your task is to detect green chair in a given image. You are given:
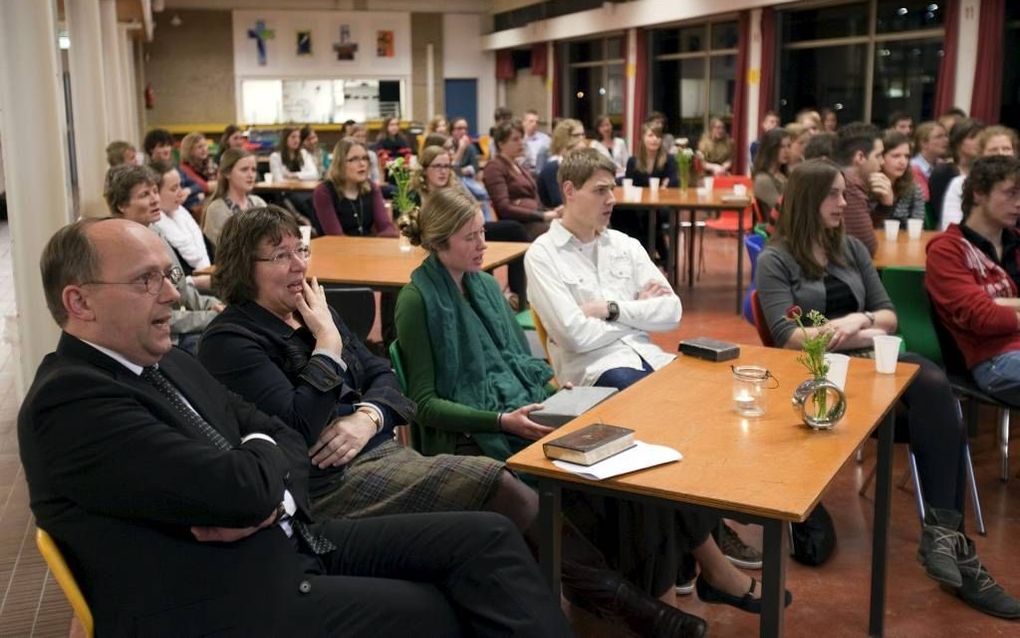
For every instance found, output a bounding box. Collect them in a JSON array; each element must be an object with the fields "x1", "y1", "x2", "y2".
[
  {"x1": 880, "y1": 267, "x2": 942, "y2": 364},
  {"x1": 387, "y1": 340, "x2": 420, "y2": 450},
  {"x1": 515, "y1": 309, "x2": 535, "y2": 331}
]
